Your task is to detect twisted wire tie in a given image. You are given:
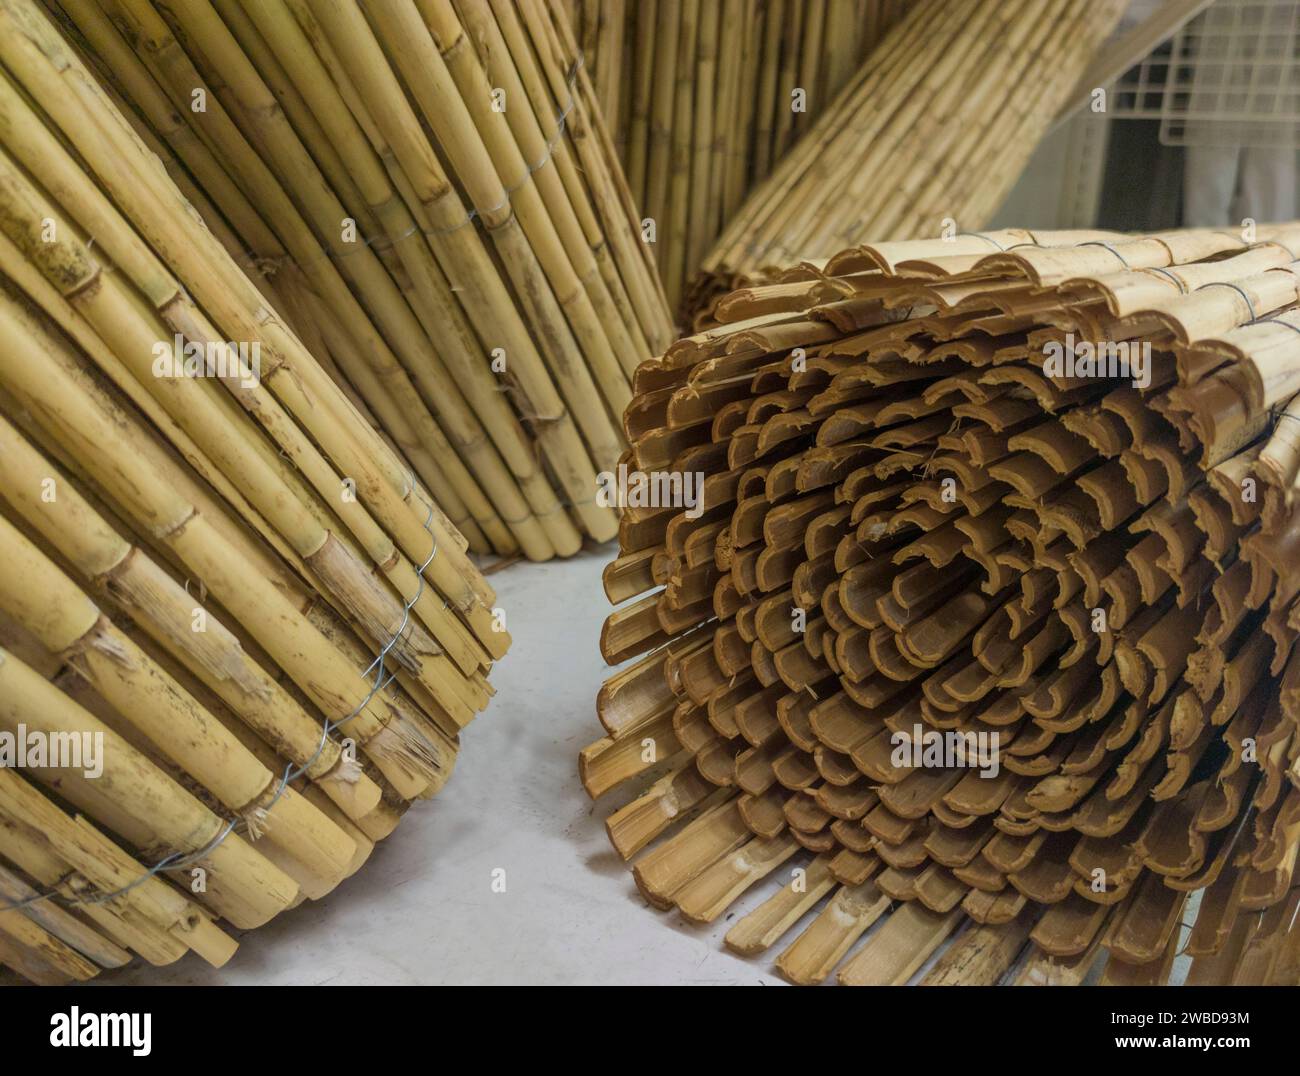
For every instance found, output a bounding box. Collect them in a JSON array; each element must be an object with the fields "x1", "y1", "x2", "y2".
[
  {"x1": 957, "y1": 231, "x2": 1008, "y2": 251},
  {"x1": 1145, "y1": 265, "x2": 1188, "y2": 293}
]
